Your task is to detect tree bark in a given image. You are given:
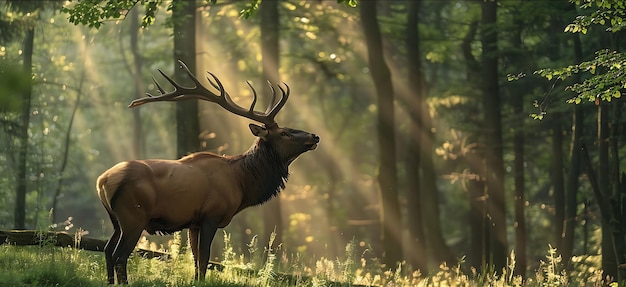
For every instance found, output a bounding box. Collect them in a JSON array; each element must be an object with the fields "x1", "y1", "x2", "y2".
[
  {"x1": 15, "y1": 26, "x2": 34, "y2": 230},
  {"x1": 172, "y1": 0, "x2": 199, "y2": 159},
  {"x1": 460, "y1": 15, "x2": 487, "y2": 270},
  {"x1": 260, "y1": 0, "x2": 284, "y2": 247},
  {"x1": 510, "y1": 13, "x2": 527, "y2": 278},
  {"x1": 130, "y1": 5, "x2": 145, "y2": 159},
  {"x1": 552, "y1": 119, "x2": 565, "y2": 250},
  {"x1": 562, "y1": 31, "x2": 583, "y2": 265},
  {"x1": 597, "y1": 103, "x2": 616, "y2": 279},
  {"x1": 480, "y1": 0, "x2": 507, "y2": 270},
  {"x1": 405, "y1": 0, "x2": 428, "y2": 271},
  {"x1": 360, "y1": 0, "x2": 402, "y2": 267}
]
